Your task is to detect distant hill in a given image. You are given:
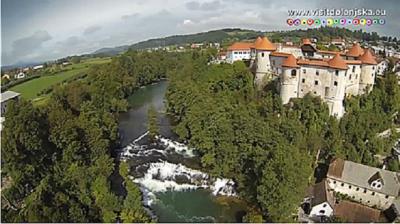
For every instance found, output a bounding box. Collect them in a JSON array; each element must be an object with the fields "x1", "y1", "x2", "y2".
[
  {"x1": 89, "y1": 27, "x2": 389, "y2": 57},
  {"x1": 90, "y1": 28, "x2": 264, "y2": 56}
]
